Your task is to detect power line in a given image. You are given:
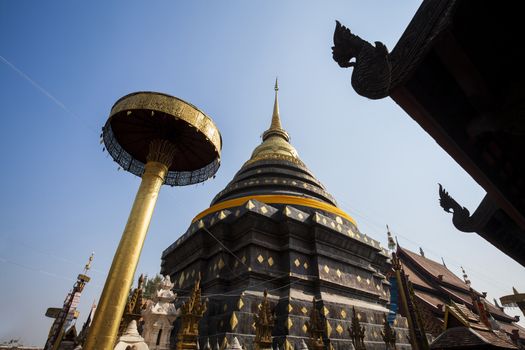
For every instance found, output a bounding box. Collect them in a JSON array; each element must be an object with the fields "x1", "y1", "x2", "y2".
[
  {"x1": 0, "y1": 231, "x2": 104, "y2": 275},
  {"x1": 337, "y1": 197, "x2": 514, "y2": 296},
  {"x1": 0, "y1": 256, "x2": 103, "y2": 288},
  {"x1": 0, "y1": 54, "x2": 98, "y2": 134}
]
